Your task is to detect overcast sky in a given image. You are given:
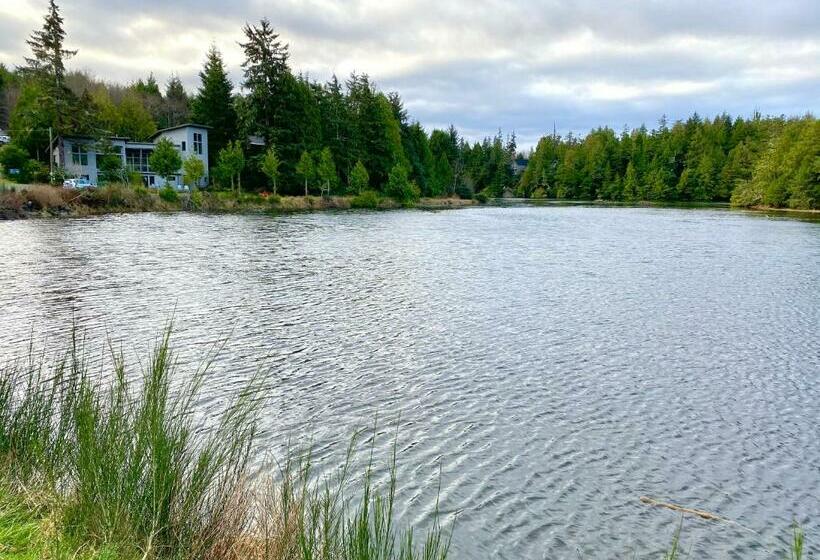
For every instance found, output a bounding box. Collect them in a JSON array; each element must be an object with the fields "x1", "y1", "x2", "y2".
[{"x1": 2, "y1": 0, "x2": 819, "y2": 147}]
